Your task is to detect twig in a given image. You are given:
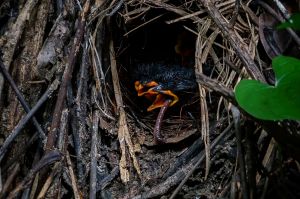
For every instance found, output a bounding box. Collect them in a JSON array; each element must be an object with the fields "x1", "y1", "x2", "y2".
[
  {"x1": 21, "y1": 188, "x2": 30, "y2": 199},
  {"x1": 197, "y1": 71, "x2": 300, "y2": 158},
  {"x1": 123, "y1": 14, "x2": 164, "y2": 36},
  {"x1": 231, "y1": 106, "x2": 249, "y2": 199},
  {"x1": 74, "y1": 34, "x2": 90, "y2": 180},
  {"x1": 166, "y1": 10, "x2": 205, "y2": 24},
  {"x1": 257, "y1": 138, "x2": 277, "y2": 184},
  {"x1": 97, "y1": 166, "x2": 120, "y2": 191},
  {"x1": 244, "y1": 121, "x2": 257, "y2": 198},
  {"x1": 0, "y1": 60, "x2": 46, "y2": 140},
  {"x1": 224, "y1": 57, "x2": 242, "y2": 74},
  {"x1": 162, "y1": 135, "x2": 203, "y2": 179},
  {"x1": 229, "y1": 0, "x2": 240, "y2": 28},
  {"x1": 148, "y1": 0, "x2": 203, "y2": 23},
  {"x1": 0, "y1": 163, "x2": 20, "y2": 198},
  {"x1": 106, "y1": 0, "x2": 124, "y2": 16},
  {"x1": 258, "y1": 1, "x2": 300, "y2": 46},
  {"x1": 0, "y1": 0, "x2": 39, "y2": 102},
  {"x1": 75, "y1": 35, "x2": 89, "y2": 105},
  {"x1": 7, "y1": 151, "x2": 62, "y2": 199},
  {"x1": 0, "y1": 79, "x2": 60, "y2": 163},
  {"x1": 195, "y1": 24, "x2": 211, "y2": 180},
  {"x1": 273, "y1": 0, "x2": 290, "y2": 19},
  {"x1": 195, "y1": 72, "x2": 235, "y2": 103},
  {"x1": 153, "y1": 99, "x2": 171, "y2": 144},
  {"x1": 216, "y1": 180, "x2": 231, "y2": 198},
  {"x1": 89, "y1": 22, "x2": 112, "y2": 118},
  {"x1": 169, "y1": 122, "x2": 233, "y2": 199},
  {"x1": 109, "y1": 37, "x2": 141, "y2": 182},
  {"x1": 241, "y1": 2, "x2": 259, "y2": 26},
  {"x1": 46, "y1": 0, "x2": 91, "y2": 151},
  {"x1": 57, "y1": 109, "x2": 69, "y2": 151},
  {"x1": 230, "y1": 172, "x2": 238, "y2": 199},
  {"x1": 66, "y1": 151, "x2": 81, "y2": 199},
  {"x1": 27, "y1": 145, "x2": 44, "y2": 199},
  {"x1": 36, "y1": 162, "x2": 61, "y2": 199},
  {"x1": 260, "y1": 176, "x2": 270, "y2": 199},
  {"x1": 93, "y1": 91, "x2": 116, "y2": 121},
  {"x1": 90, "y1": 110, "x2": 100, "y2": 199},
  {"x1": 198, "y1": 0, "x2": 266, "y2": 82}
]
